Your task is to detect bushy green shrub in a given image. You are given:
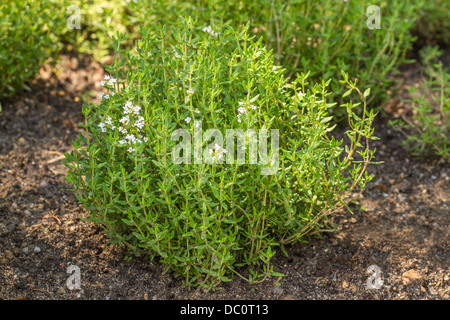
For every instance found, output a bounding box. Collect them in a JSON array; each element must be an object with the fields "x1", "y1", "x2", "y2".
[
  {"x1": 64, "y1": 20, "x2": 377, "y2": 289},
  {"x1": 0, "y1": 0, "x2": 67, "y2": 99},
  {"x1": 390, "y1": 46, "x2": 450, "y2": 161}
]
